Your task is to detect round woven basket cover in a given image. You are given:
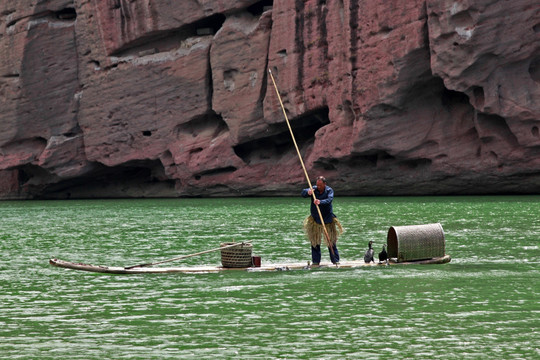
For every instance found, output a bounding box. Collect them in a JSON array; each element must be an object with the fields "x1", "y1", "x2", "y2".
[{"x1": 387, "y1": 223, "x2": 445, "y2": 262}]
